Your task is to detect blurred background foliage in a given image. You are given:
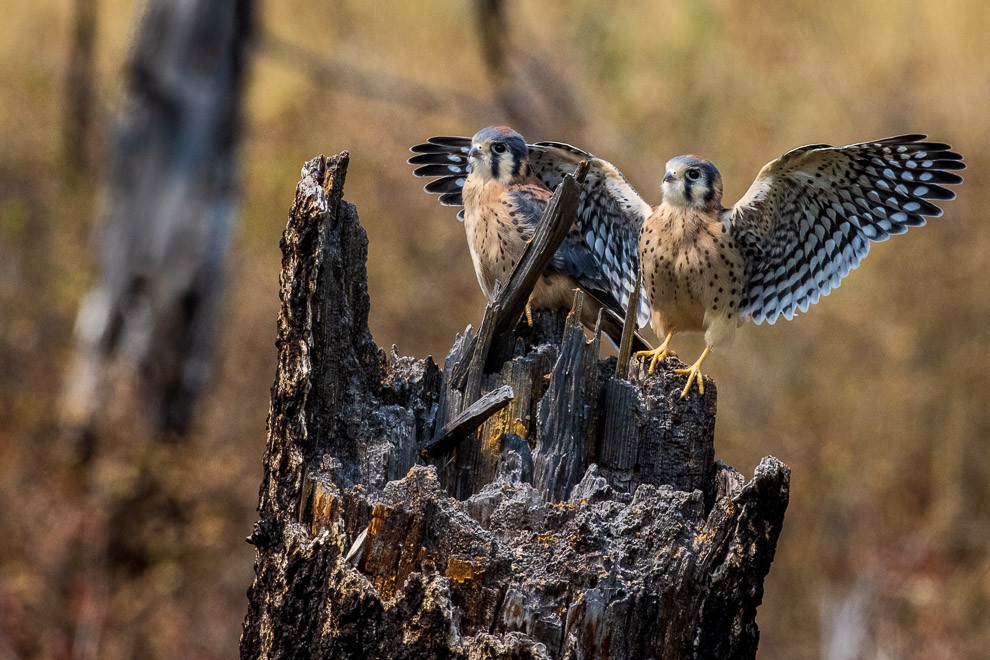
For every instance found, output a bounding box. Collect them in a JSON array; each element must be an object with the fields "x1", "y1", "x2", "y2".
[{"x1": 1, "y1": 0, "x2": 988, "y2": 657}]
